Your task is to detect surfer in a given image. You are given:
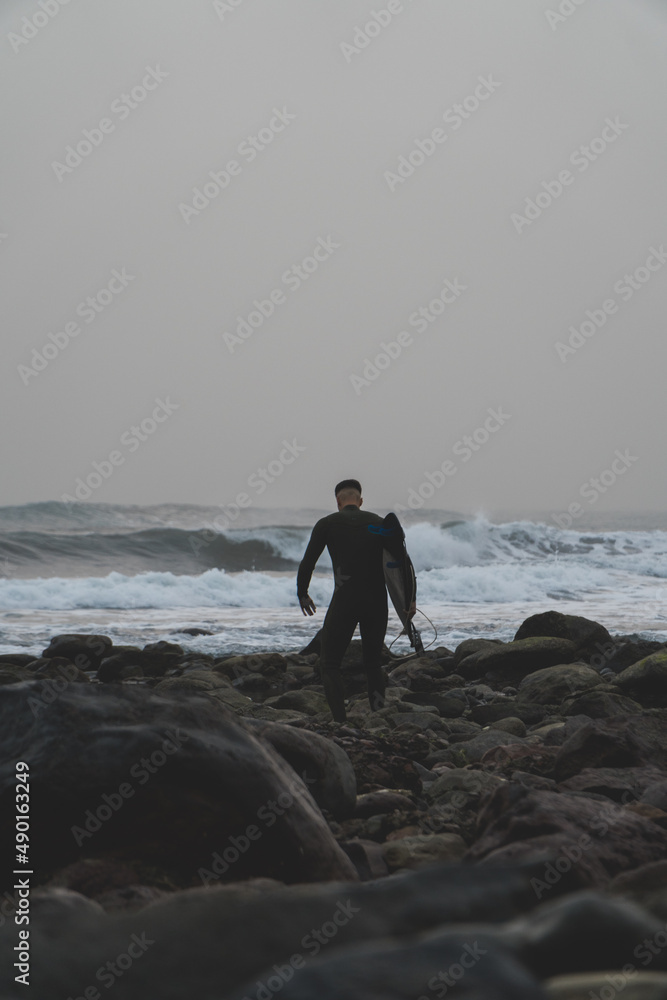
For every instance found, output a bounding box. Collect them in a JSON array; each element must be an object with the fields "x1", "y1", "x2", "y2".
[{"x1": 297, "y1": 480, "x2": 415, "y2": 723}]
